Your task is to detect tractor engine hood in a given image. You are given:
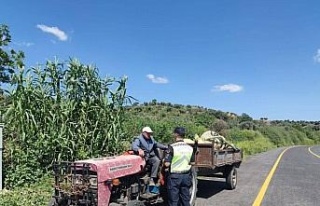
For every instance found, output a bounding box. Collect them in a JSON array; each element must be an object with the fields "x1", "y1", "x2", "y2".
[{"x1": 75, "y1": 154, "x2": 146, "y2": 183}]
